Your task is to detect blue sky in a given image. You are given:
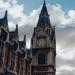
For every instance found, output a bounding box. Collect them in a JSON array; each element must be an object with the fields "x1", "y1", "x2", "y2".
[{"x1": 18, "y1": 0, "x2": 75, "y2": 13}]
